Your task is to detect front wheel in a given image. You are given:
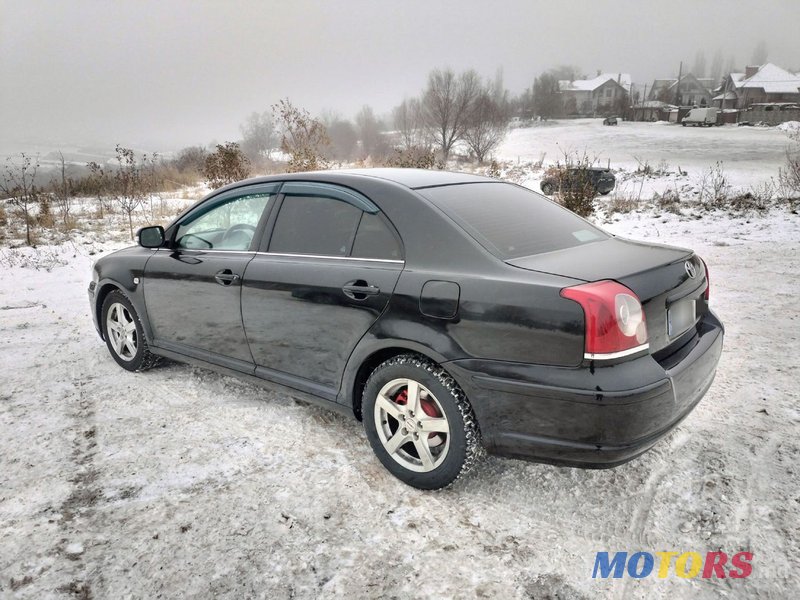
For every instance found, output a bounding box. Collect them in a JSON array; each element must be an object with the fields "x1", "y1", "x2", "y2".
[
  {"x1": 101, "y1": 289, "x2": 160, "y2": 372},
  {"x1": 540, "y1": 182, "x2": 554, "y2": 195},
  {"x1": 362, "y1": 355, "x2": 482, "y2": 489}
]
